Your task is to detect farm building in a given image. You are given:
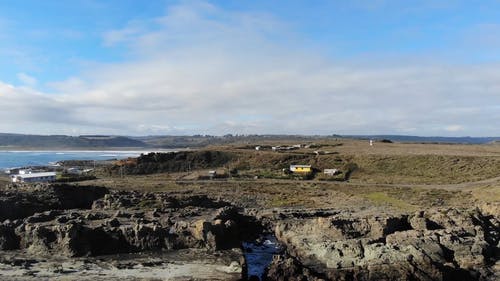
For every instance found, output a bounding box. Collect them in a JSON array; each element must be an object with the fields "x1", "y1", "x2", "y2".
[
  {"x1": 324, "y1": 169, "x2": 339, "y2": 176},
  {"x1": 208, "y1": 170, "x2": 217, "y2": 179},
  {"x1": 290, "y1": 165, "x2": 312, "y2": 173},
  {"x1": 10, "y1": 172, "x2": 57, "y2": 183}
]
